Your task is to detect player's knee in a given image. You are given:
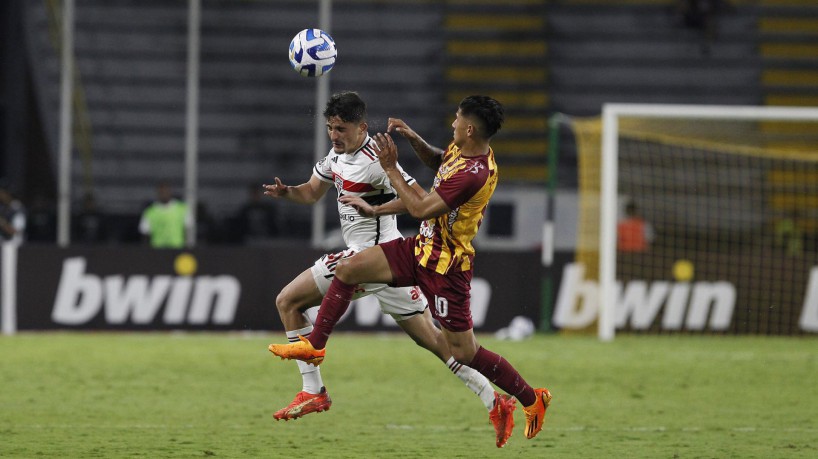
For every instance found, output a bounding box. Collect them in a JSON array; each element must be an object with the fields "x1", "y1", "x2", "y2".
[
  {"x1": 275, "y1": 289, "x2": 297, "y2": 314},
  {"x1": 334, "y1": 258, "x2": 358, "y2": 284},
  {"x1": 407, "y1": 330, "x2": 448, "y2": 361}
]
